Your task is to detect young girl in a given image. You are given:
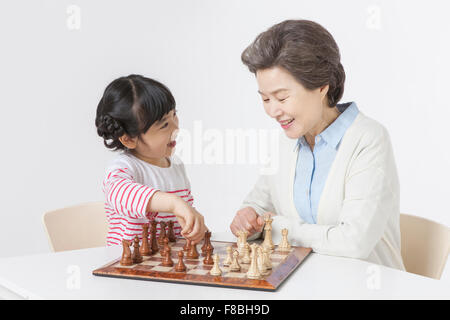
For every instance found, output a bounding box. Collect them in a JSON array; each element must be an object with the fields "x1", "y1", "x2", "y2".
[{"x1": 95, "y1": 74, "x2": 207, "y2": 246}]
